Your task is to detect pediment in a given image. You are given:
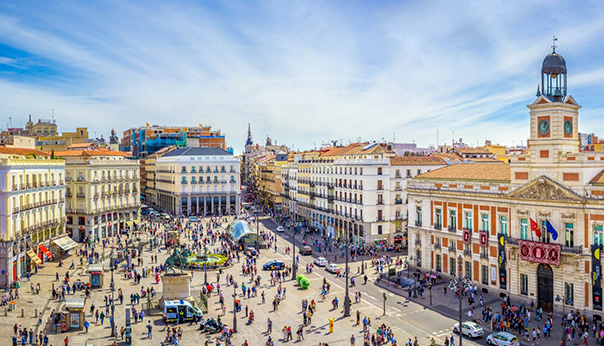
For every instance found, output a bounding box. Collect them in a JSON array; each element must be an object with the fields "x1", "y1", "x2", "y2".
[
  {"x1": 563, "y1": 95, "x2": 578, "y2": 105},
  {"x1": 531, "y1": 95, "x2": 552, "y2": 105},
  {"x1": 508, "y1": 175, "x2": 584, "y2": 202}
]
